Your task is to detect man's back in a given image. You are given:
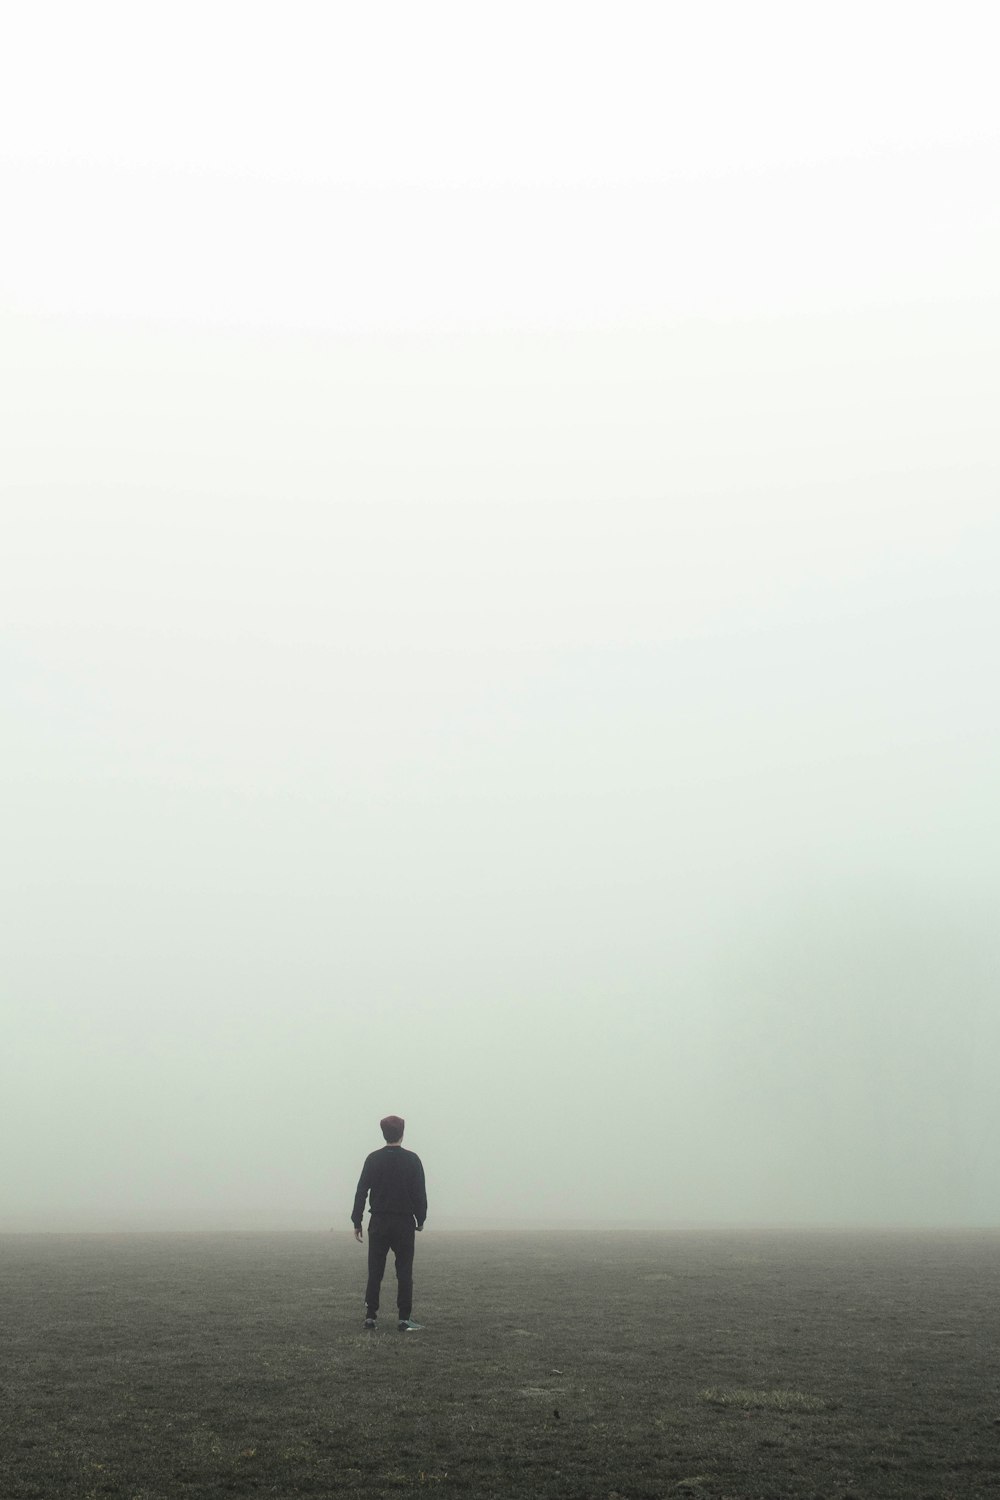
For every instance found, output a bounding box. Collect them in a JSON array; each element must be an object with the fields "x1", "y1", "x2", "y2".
[{"x1": 353, "y1": 1145, "x2": 427, "y2": 1225}]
